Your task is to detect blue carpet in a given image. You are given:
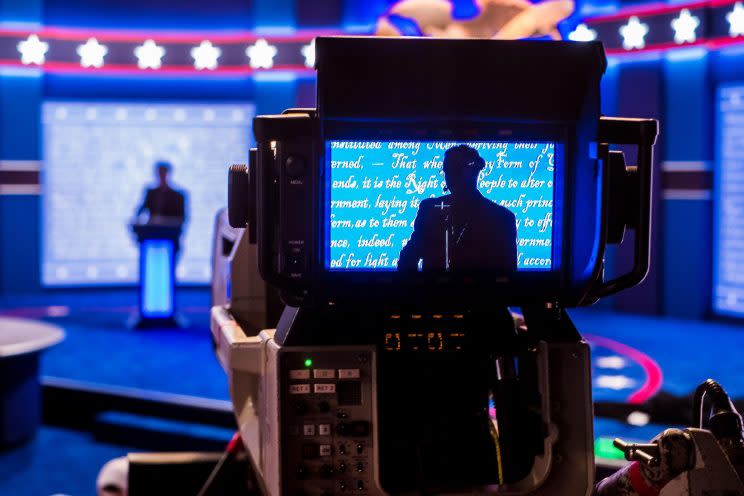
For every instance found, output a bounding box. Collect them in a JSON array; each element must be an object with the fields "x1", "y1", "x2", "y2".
[
  {"x1": 570, "y1": 308, "x2": 744, "y2": 399},
  {"x1": 0, "y1": 426, "x2": 137, "y2": 496},
  {"x1": 1, "y1": 288, "x2": 229, "y2": 401}
]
